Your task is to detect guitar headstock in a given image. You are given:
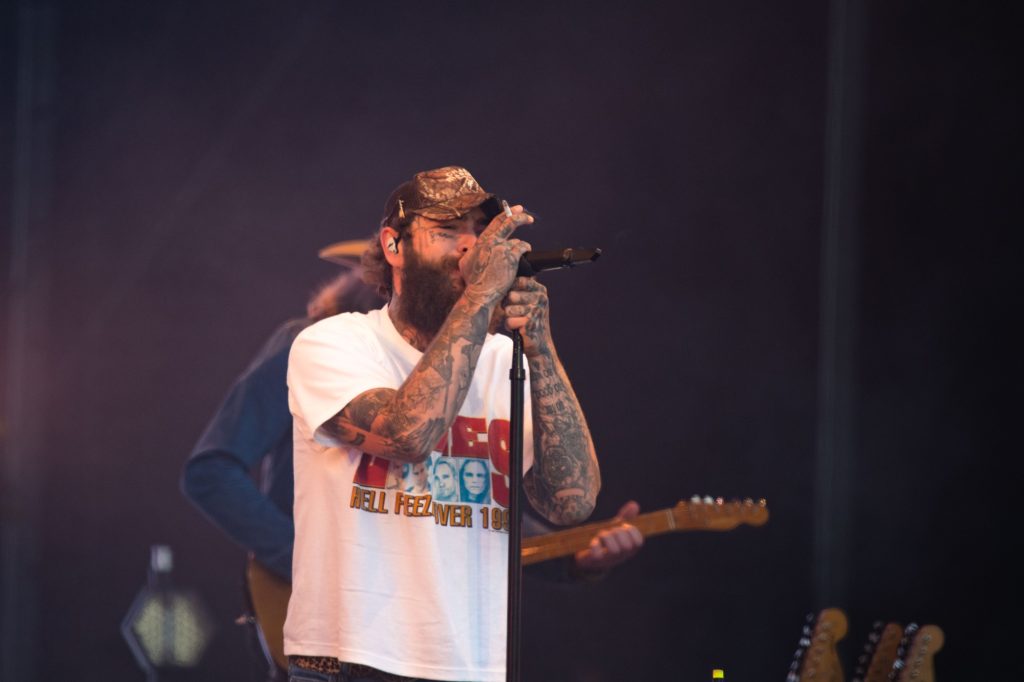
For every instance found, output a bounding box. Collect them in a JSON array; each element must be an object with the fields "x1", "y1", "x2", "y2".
[
  {"x1": 670, "y1": 496, "x2": 769, "y2": 530},
  {"x1": 890, "y1": 623, "x2": 944, "y2": 682},
  {"x1": 787, "y1": 608, "x2": 848, "y2": 682},
  {"x1": 852, "y1": 621, "x2": 903, "y2": 682}
]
